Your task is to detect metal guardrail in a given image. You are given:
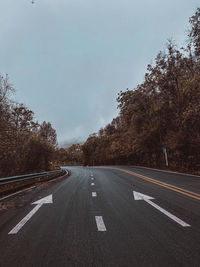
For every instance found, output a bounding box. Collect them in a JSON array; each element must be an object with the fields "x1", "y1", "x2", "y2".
[{"x1": 0, "y1": 170, "x2": 62, "y2": 186}]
